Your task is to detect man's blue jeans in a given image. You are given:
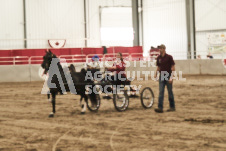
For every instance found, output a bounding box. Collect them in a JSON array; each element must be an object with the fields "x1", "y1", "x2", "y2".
[{"x1": 158, "y1": 78, "x2": 175, "y2": 110}]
